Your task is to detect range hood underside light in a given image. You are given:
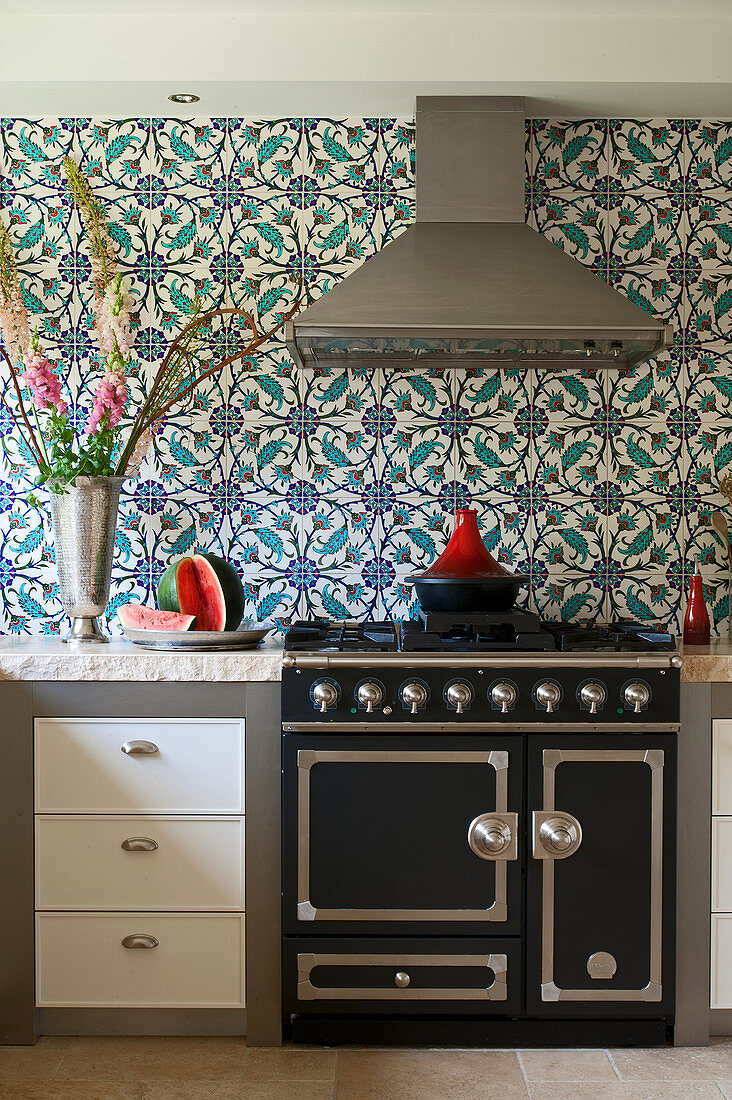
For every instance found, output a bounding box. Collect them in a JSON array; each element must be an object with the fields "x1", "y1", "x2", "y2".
[{"x1": 287, "y1": 332, "x2": 670, "y2": 371}]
